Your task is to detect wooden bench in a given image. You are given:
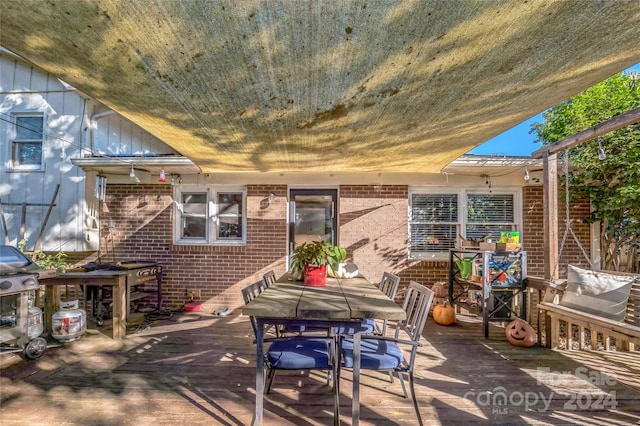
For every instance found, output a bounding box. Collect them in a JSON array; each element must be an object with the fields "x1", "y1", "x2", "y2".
[{"x1": 534, "y1": 272, "x2": 640, "y2": 352}]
